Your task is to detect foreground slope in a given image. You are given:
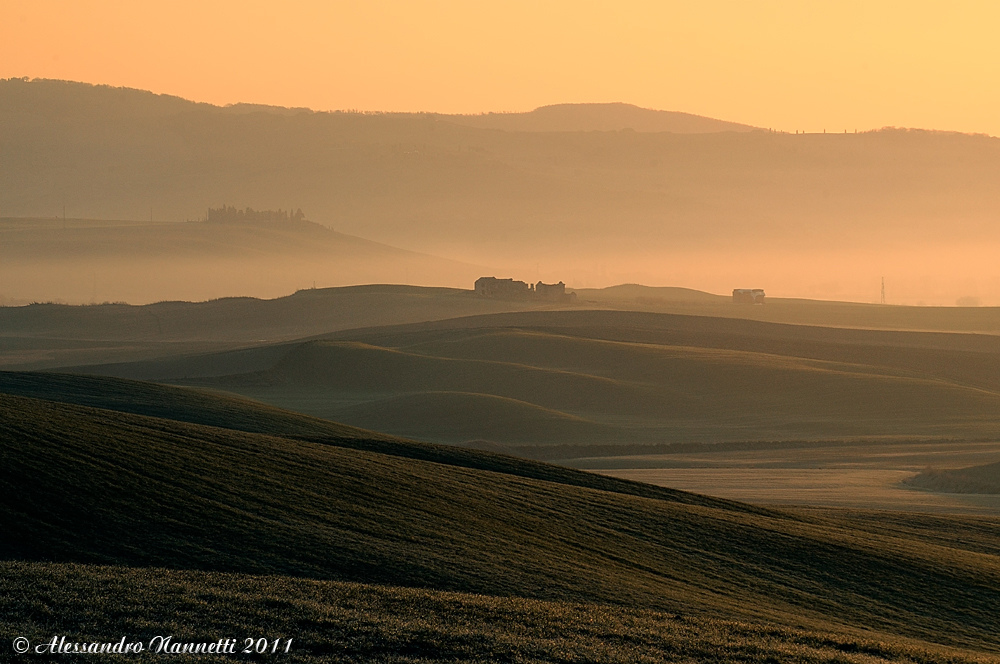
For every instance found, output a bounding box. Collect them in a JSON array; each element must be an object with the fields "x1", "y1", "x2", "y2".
[
  {"x1": 3, "y1": 385, "x2": 1000, "y2": 653},
  {"x1": 1, "y1": 562, "x2": 992, "y2": 664}
]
